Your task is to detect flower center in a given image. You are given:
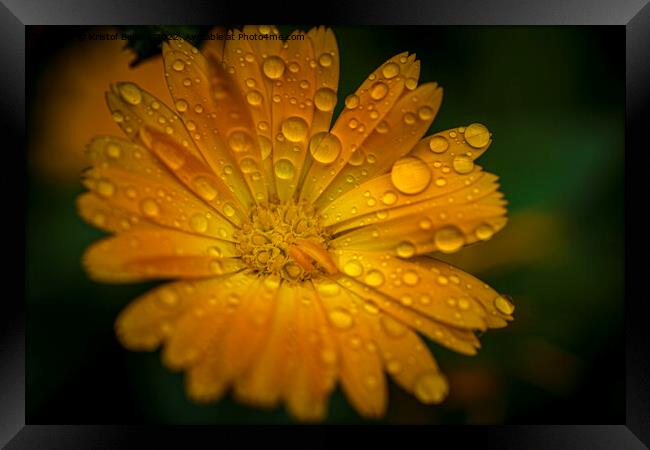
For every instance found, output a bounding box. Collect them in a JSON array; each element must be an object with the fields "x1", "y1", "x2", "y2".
[{"x1": 234, "y1": 200, "x2": 338, "y2": 282}]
